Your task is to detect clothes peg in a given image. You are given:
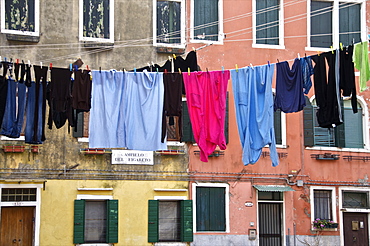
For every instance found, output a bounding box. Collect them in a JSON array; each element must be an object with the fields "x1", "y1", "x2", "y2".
[
  {"x1": 206, "y1": 68, "x2": 209, "y2": 72},
  {"x1": 168, "y1": 56, "x2": 171, "y2": 61},
  {"x1": 268, "y1": 61, "x2": 270, "y2": 66},
  {"x1": 277, "y1": 59, "x2": 280, "y2": 63},
  {"x1": 188, "y1": 67, "x2": 190, "y2": 75},
  {"x1": 330, "y1": 46, "x2": 334, "y2": 54},
  {"x1": 192, "y1": 47, "x2": 196, "y2": 52},
  {"x1": 340, "y1": 42, "x2": 343, "y2": 51},
  {"x1": 16, "y1": 59, "x2": 19, "y2": 65},
  {"x1": 297, "y1": 53, "x2": 300, "y2": 59},
  {"x1": 74, "y1": 65, "x2": 78, "y2": 71},
  {"x1": 134, "y1": 68, "x2": 136, "y2": 75},
  {"x1": 317, "y1": 51, "x2": 320, "y2": 56},
  {"x1": 4, "y1": 57, "x2": 7, "y2": 62},
  {"x1": 250, "y1": 63, "x2": 253, "y2": 69},
  {"x1": 40, "y1": 62, "x2": 42, "y2": 68},
  {"x1": 221, "y1": 66, "x2": 224, "y2": 73},
  {"x1": 156, "y1": 67, "x2": 159, "y2": 73},
  {"x1": 49, "y1": 63, "x2": 52, "y2": 70},
  {"x1": 28, "y1": 60, "x2": 31, "y2": 66},
  {"x1": 99, "y1": 67, "x2": 101, "y2": 73},
  {"x1": 173, "y1": 54, "x2": 176, "y2": 60},
  {"x1": 178, "y1": 68, "x2": 182, "y2": 74},
  {"x1": 86, "y1": 65, "x2": 89, "y2": 71},
  {"x1": 69, "y1": 64, "x2": 72, "y2": 71},
  {"x1": 235, "y1": 64, "x2": 238, "y2": 72},
  {"x1": 0, "y1": 56, "x2": 2, "y2": 62}
]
